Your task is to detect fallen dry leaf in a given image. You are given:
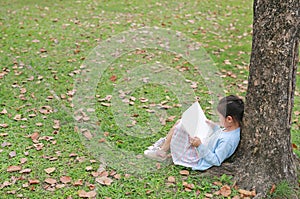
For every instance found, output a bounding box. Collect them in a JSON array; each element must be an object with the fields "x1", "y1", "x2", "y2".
[
  {"x1": 20, "y1": 158, "x2": 27, "y2": 164},
  {"x1": 0, "y1": 123, "x2": 8, "y2": 128},
  {"x1": 213, "y1": 181, "x2": 223, "y2": 186},
  {"x1": 0, "y1": 181, "x2": 11, "y2": 189},
  {"x1": 166, "y1": 115, "x2": 176, "y2": 122},
  {"x1": 205, "y1": 193, "x2": 213, "y2": 198},
  {"x1": 28, "y1": 179, "x2": 40, "y2": 185},
  {"x1": 19, "y1": 168, "x2": 32, "y2": 174},
  {"x1": 45, "y1": 178, "x2": 57, "y2": 185},
  {"x1": 86, "y1": 166, "x2": 93, "y2": 171},
  {"x1": 179, "y1": 170, "x2": 189, "y2": 176},
  {"x1": 292, "y1": 143, "x2": 298, "y2": 150},
  {"x1": 220, "y1": 185, "x2": 231, "y2": 197},
  {"x1": 39, "y1": 106, "x2": 53, "y2": 114},
  {"x1": 13, "y1": 114, "x2": 22, "y2": 121},
  {"x1": 167, "y1": 176, "x2": 176, "y2": 183},
  {"x1": 73, "y1": 179, "x2": 83, "y2": 186},
  {"x1": 96, "y1": 176, "x2": 113, "y2": 186},
  {"x1": 44, "y1": 167, "x2": 56, "y2": 174},
  {"x1": 113, "y1": 174, "x2": 121, "y2": 180},
  {"x1": 0, "y1": 108, "x2": 7, "y2": 114},
  {"x1": 30, "y1": 132, "x2": 39, "y2": 141},
  {"x1": 56, "y1": 184, "x2": 65, "y2": 189},
  {"x1": 78, "y1": 190, "x2": 97, "y2": 198},
  {"x1": 269, "y1": 184, "x2": 276, "y2": 195},
  {"x1": 83, "y1": 130, "x2": 93, "y2": 140},
  {"x1": 9, "y1": 151, "x2": 16, "y2": 158},
  {"x1": 109, "y1": 75, "x2": 117, "y2": 82},
  {"x1": 60, "y1": 176, "x2": 72, "y2": 184},
  {"x1": 238, "y1": 189, "x2": 256, "y2": 196},
  {"x1": 100, "y1": 102, "x2": 111, "y2": 107},
  {"x1": 7, "y1": 165, "x2": 22, "y2": 172}
]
